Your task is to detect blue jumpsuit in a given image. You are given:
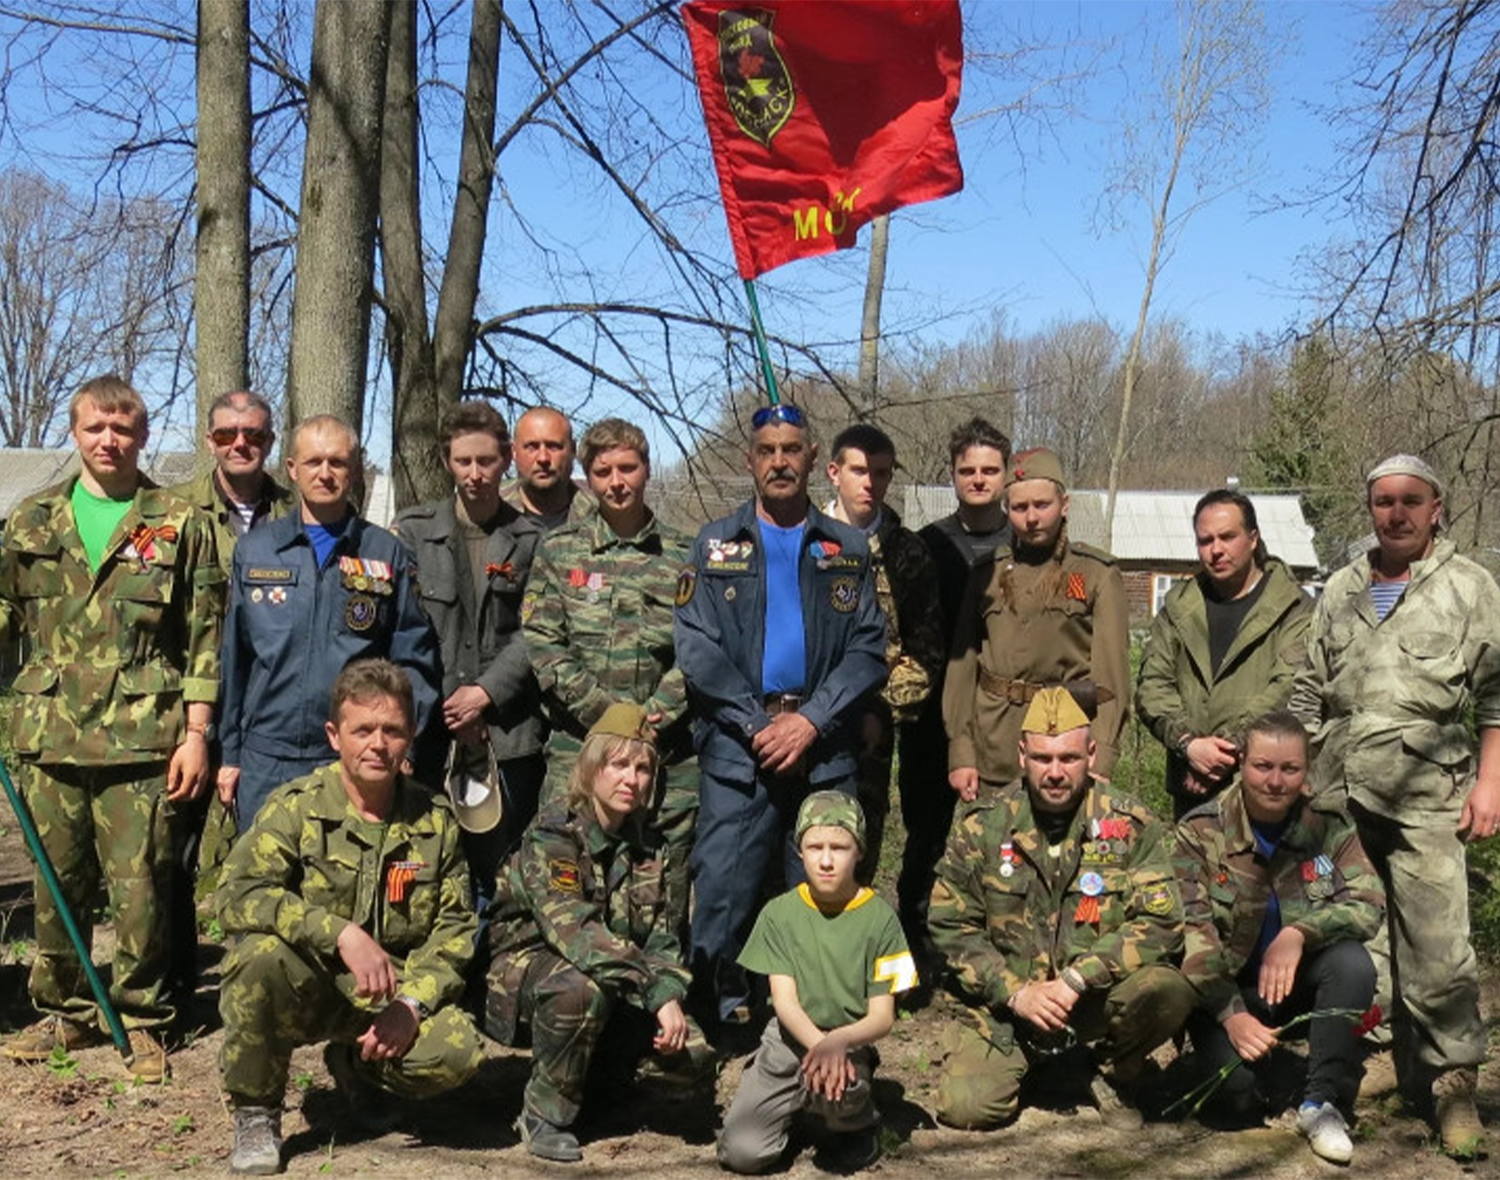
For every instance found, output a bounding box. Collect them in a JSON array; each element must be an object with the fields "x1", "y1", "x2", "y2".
[{"x1": 673, "y1": 499, "x2": 886, "y2": 1020}]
